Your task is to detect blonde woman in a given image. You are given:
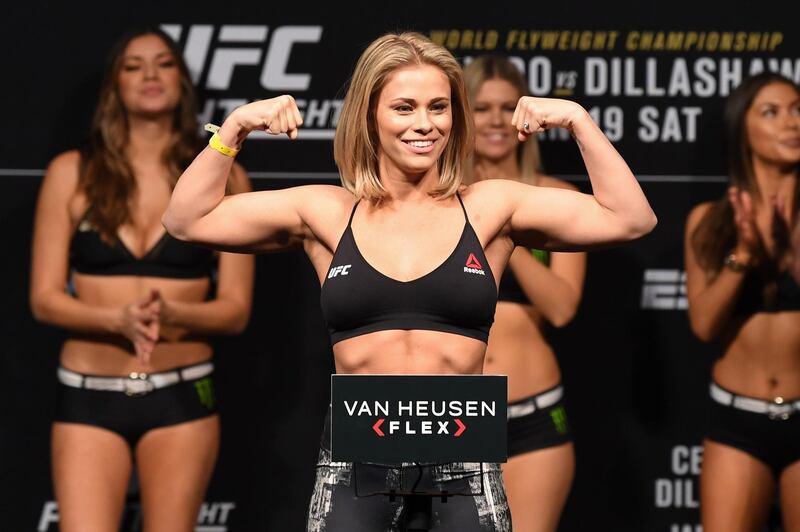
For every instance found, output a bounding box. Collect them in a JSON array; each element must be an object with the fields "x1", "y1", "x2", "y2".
[
  {"x1": 163, "y1": 32, "x2": 655, "y2": 531},
  {"x1": 465, "y1": 55, "x2": 585, "y2": 532}
]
